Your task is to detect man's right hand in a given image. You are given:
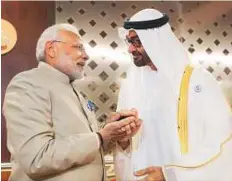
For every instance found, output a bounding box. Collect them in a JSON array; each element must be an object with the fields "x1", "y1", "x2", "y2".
[
  {"x1": 99, "y1": 109, "x2": 139, "y2": 144},
  {"x1": 99, "y1": 115, "x2": 137, "y2": 143}
]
